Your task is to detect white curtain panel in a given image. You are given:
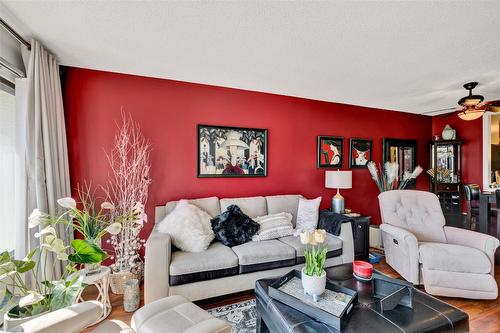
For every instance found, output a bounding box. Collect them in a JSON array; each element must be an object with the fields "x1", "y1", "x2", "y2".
[{"x1": 15, "y1": 40, "x2": 72, "y2": 279}]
